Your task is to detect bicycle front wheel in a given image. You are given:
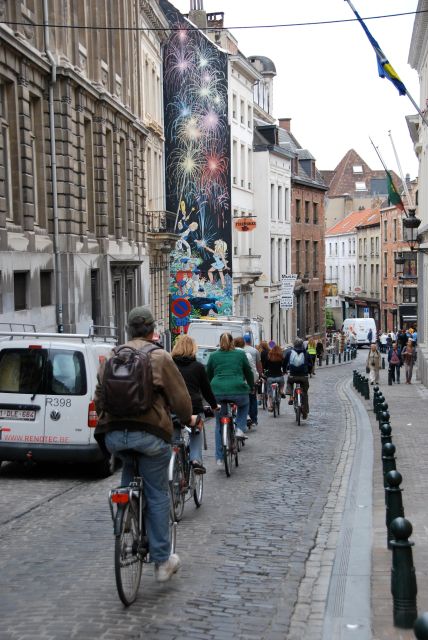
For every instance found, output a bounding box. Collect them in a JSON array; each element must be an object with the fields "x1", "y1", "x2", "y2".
[
  {"x1": 273, "y1": 393, "x2": 277, "y2": 418},
  {"x1": 191, "y1": 467, "x2": 204, "y2": 507},
  {"x1": 295, "y1": 403, "x2": 301, "y2": 426},
  {"x1": 169, "y1": 450, "x2": 185, "y2": 521},
  {"x1": 222, "y1": 421, "x2": 233, "y2": 477},
  {"x1": 114, "y1": 502, "x2": 143, "y2": 607}
]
